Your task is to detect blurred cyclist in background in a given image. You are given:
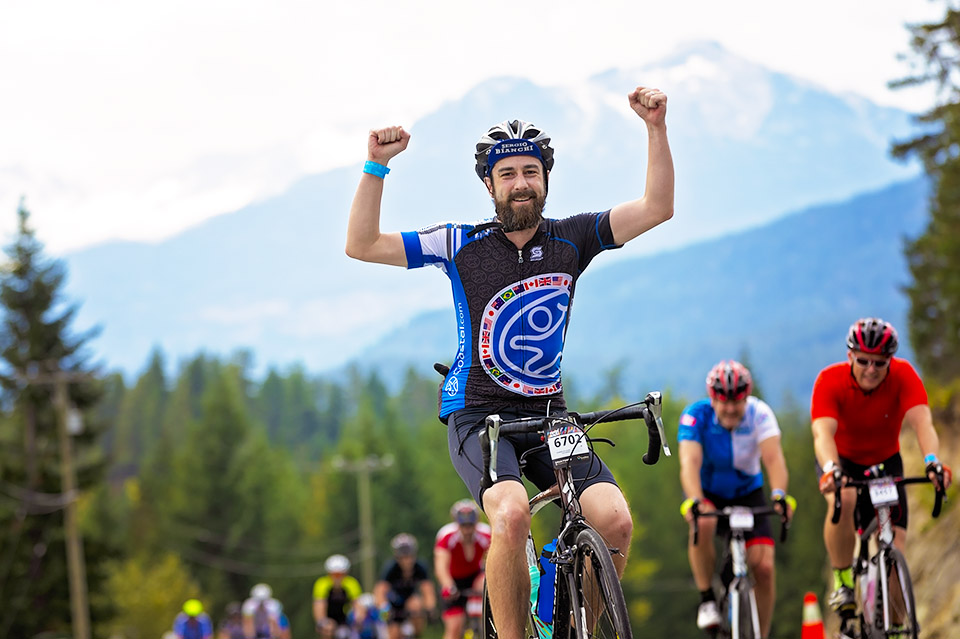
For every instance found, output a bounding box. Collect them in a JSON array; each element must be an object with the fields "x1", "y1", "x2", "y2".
[
  {"x1": 314, "y1": 554, "x2": 363, "y2": 638},
  {"x1": 216, "y1": 602, "x2": 244, "y2": 639},
  {"x1": 346, "y1": 593, "x2": 387, "y2": 639},
  {"x1": 241, "y1": 583, "x2": 283, "y2": 639},
  {"x1": 374, "y1": 533, "x2": 437, "y2": 639},
  {"x1": 434, "y1": 500, "x2": 491, "y2": 639},
  {"x1": 173, "y1": 599, "x2": 214, "y2": 639}
]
